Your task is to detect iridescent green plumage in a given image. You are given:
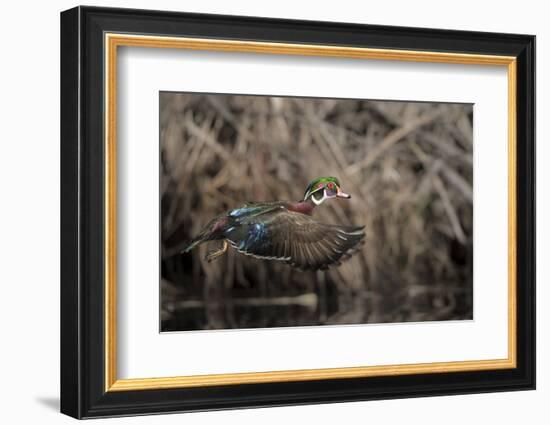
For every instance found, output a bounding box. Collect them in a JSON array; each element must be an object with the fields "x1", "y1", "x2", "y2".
[{"x1": 182, "y1": 177, "x2": 365, "y2": 270}]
